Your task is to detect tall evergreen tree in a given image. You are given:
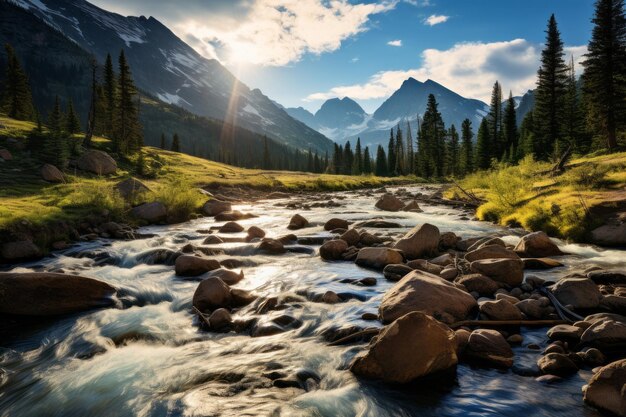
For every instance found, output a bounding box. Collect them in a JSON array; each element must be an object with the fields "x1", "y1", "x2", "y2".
[
  {"x1": 262, "y1": 136, "x2": 270, "y2": 169},
  {"x1": 405, "y1": 120, "x2": 414, "y2": 175},
  {"x1": 171, "y1": 133, "x2": 180, "y2": 152},
  {"x1": 343, "y1": 141, "x2": 354, "y2": 175},
  {"x1": 419, "y1": 94, "x2": 446, "y2": 178},
  {"x1": 65, "y1": 99, "x2": 81, "y2": 134},
  {"x1": 307, "y1": 147, "x2": 314, "y2": 172},
  {"x1": 564, "y1": 56, "x2": 587, "y2": 152},
  {"x1": 534, "y1": 14, "x2": 569, "y2": 159},
  {"x1": 503, "y1": 92, "x2": 518, "y2": 162},
  {"x1": 475, "y1": 118, "x2": 492, "y2": 170},
  {"x1": 363, "y1": 146, "x2": 372, "y2": 174},
  {"x1": 44, "y1": 96, "x2": 68, "y2": 168},
  {"x1": 395, "y1": 125, "x2": 405, "y2": 175},
  {"x1": 2, "y1": 44, "x2": 34, "y2": 120},
  {"x1": 352, "y1": 137, "x2": 363, "y2": 174},
  {"x1": 460, "y1": 119, "x2": 474, "y2": 175},
  {"x1": 582, "y1": 0, "x2": 626, "y2": 151},
  {"x1": 375, "y1": 145, "x2": 388, "y2": 176},
  {"x1": 103, "y1": 53, "x2": 115, "y2": 137},
  {"x1": 487, "y1": 81, "x2": 503, "y2": 158},
  {"x1": 387, "y1": 128, "x2": 396, "y2": 176},
  {"x1": 447, "y1": 124, "x2": 460, "y2": 177},
  {"x1": 519, "y1": 110, "x2": 538, "y2": 157},
  {"x1": 160, "y1": 133, "x2": 166, "y2": 149},
  {"x1": 113, "y1": 50, "x2": 143, "y2": 154}
]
